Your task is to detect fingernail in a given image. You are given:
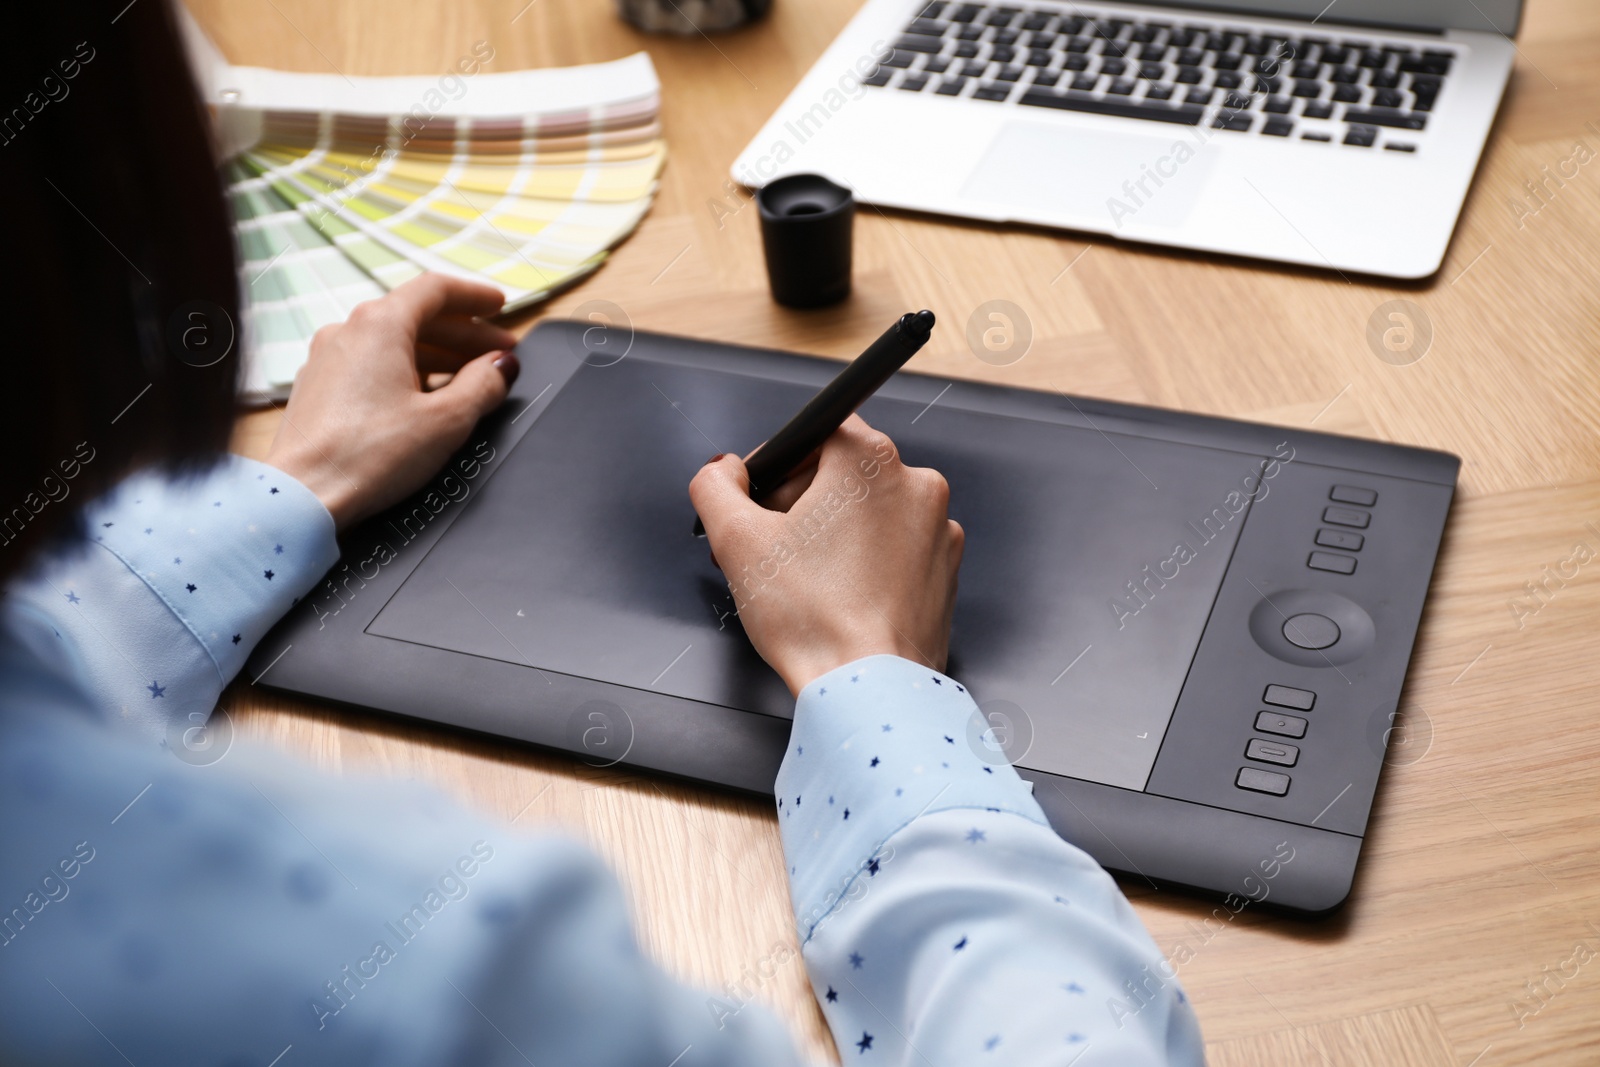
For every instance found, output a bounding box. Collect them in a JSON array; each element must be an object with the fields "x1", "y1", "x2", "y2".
[
  {"x1": 705, "y1": 453, "x2": 726, "y2": 466},
  {"x1": 492, "y1": 351, "x2": 520, "y2": 387}
]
